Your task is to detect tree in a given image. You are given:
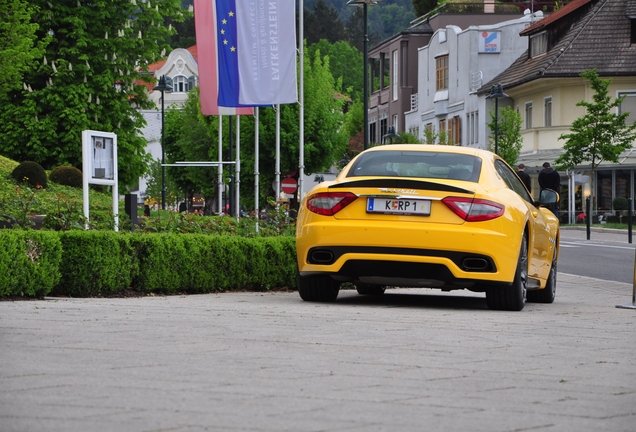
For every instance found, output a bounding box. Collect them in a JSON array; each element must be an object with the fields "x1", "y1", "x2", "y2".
[
  {"x1": 0, "y1": 0, "x2": 47, "y2": 95},
  {"x1": 307, "y1": 39, "x2": 362, "y2": 100},
  {"x1": 0, "y1": 0, "x2": 185, "y2": 190},
  {"x1": 555, "y1": 69, "x2": 636, "y2": 212},
  {"x1": 305, "y1": 0, "x2": 346, "y2": 46},
  {"x1": 412, "y1": 0, "x2": 438, "y2": 17},
  {"x1": 487, "y1": 106, "x2": 523, "y2": 166}
]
